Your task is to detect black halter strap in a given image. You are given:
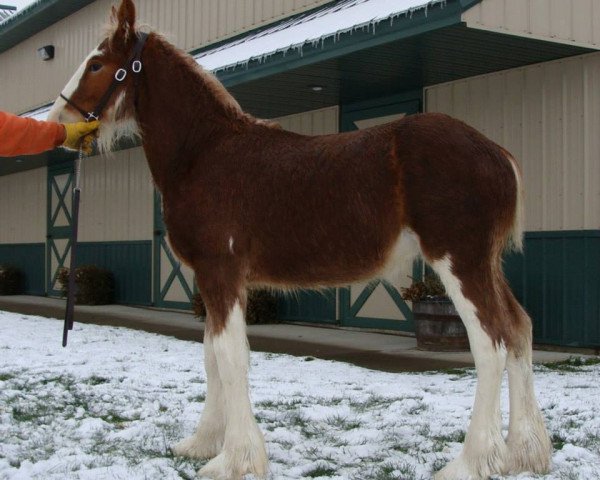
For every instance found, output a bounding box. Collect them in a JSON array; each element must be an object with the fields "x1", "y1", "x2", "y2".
[{"x1": 60, "y1": 32, "x2": 148, "y2": 122}]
